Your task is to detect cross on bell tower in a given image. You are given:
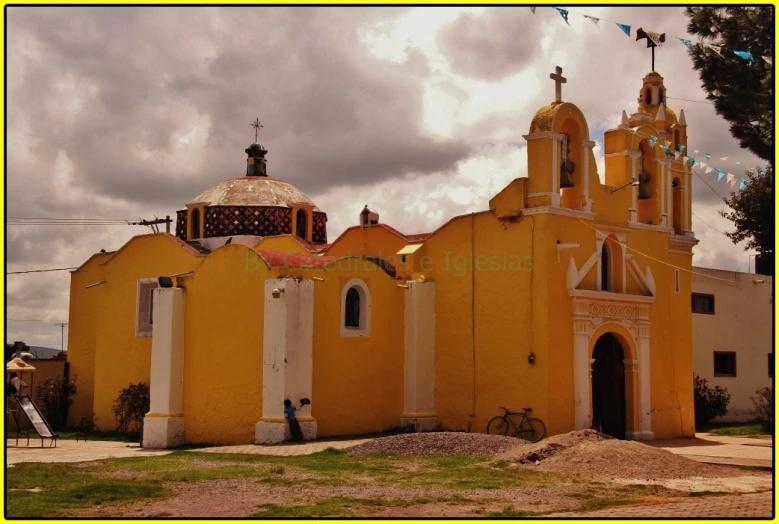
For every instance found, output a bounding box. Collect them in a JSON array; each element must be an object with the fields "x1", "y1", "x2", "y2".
[{"x1": 549, "y1": 66, "x2": 567, "y2": 103}]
